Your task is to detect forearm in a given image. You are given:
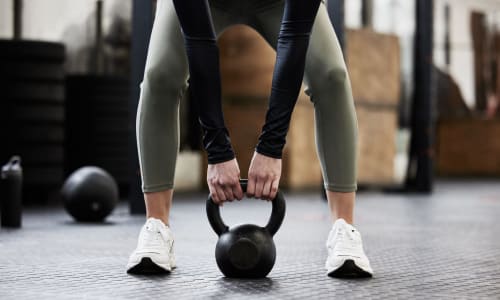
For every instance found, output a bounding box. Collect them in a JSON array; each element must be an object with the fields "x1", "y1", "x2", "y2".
[
  {"x1": 256, "y1": 0, "x2": 322, "y2": 158},
  {"x1": 172, "y1": 0, "x2": 234, "y2": 164}
]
